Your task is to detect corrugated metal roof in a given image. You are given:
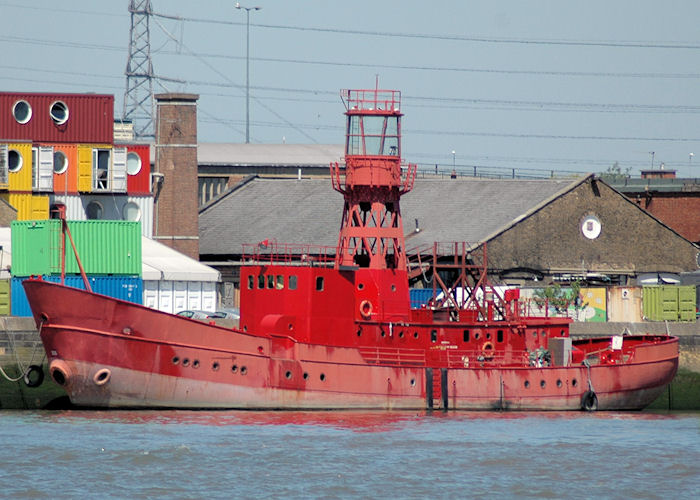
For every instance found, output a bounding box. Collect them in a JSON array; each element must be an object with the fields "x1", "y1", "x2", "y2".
[
  {"x1": 197, "y1": 143, "x2": 344, "y2": 166},
  {"x1": 199, "y1": 176, "x2": 583, "y2": 256}
]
